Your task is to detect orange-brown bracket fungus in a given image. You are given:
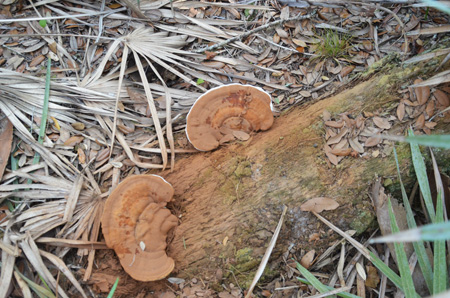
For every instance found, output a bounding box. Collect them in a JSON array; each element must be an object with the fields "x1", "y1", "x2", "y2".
[
  {"x1": 101, "y1": 175, "x2": 178, "y2": 281},
  {"x1": 186, "y1": 84, "x2": 274, "y2": 151}
]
